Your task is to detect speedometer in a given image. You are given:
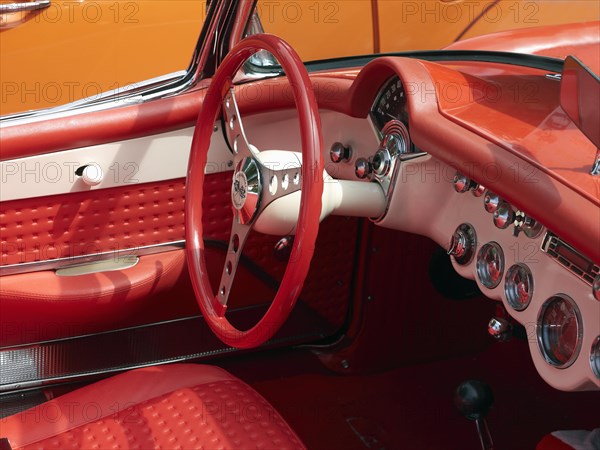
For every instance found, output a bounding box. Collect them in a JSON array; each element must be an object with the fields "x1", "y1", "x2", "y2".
[{"x1": 371, "y1": 76, "x2": 408, "y2": 131}]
